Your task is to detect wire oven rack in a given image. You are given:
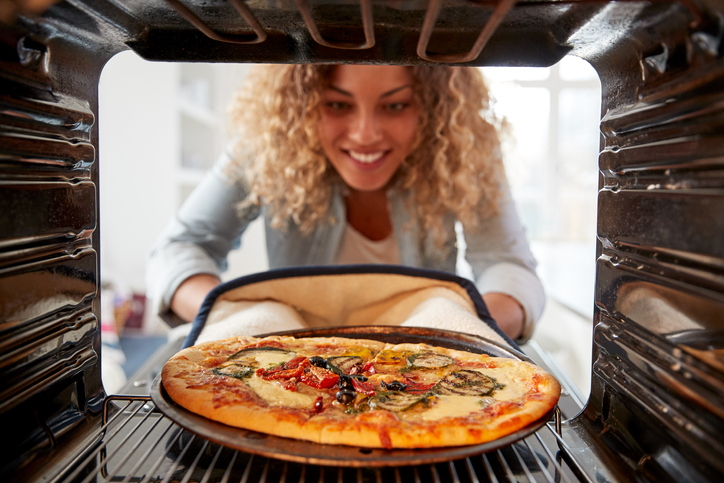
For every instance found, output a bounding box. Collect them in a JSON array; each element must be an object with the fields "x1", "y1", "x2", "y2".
[{"x1": 46, "y1": 396, "x2": 587, "y2": 483}]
